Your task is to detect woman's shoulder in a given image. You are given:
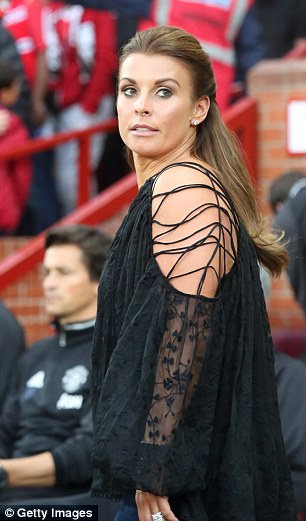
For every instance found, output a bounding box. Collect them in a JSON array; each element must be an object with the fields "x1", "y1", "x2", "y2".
[
  {"x1": 153, "y1": 161, "x2": 217, "y2": 193},
  {"x1": 152, "y1": 161, "x2": 235, "y2": 219}
]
